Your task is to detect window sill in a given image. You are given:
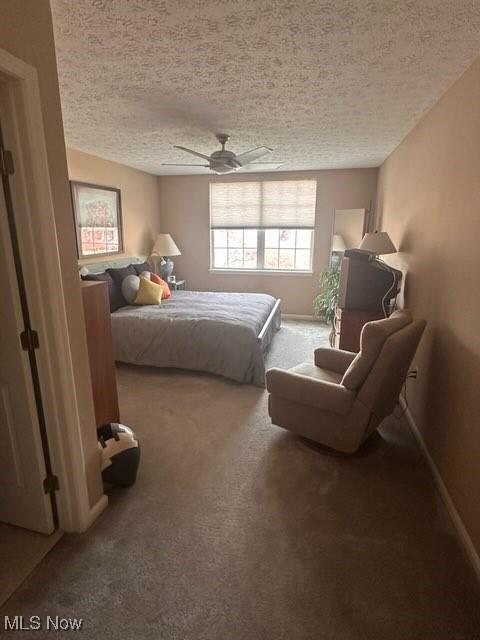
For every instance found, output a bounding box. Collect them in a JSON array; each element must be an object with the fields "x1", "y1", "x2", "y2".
[{"x1": 208, "y1": 269, "x2": 314, "y2": 277}]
